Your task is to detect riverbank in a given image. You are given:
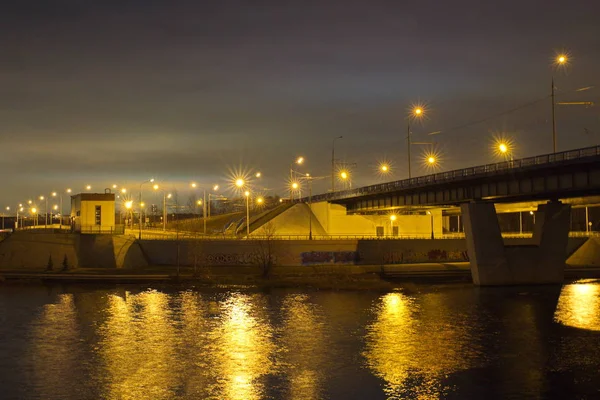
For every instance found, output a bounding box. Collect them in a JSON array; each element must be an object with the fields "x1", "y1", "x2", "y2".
[{"x1": 2, "y1": 262, "x2": 600, "y2": 290}]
